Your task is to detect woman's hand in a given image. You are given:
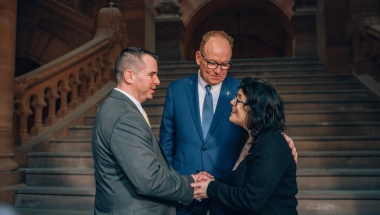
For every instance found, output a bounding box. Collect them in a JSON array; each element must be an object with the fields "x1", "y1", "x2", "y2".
[{"x1": 191, "y1": 177, "x2": 213, "y2": 200}]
